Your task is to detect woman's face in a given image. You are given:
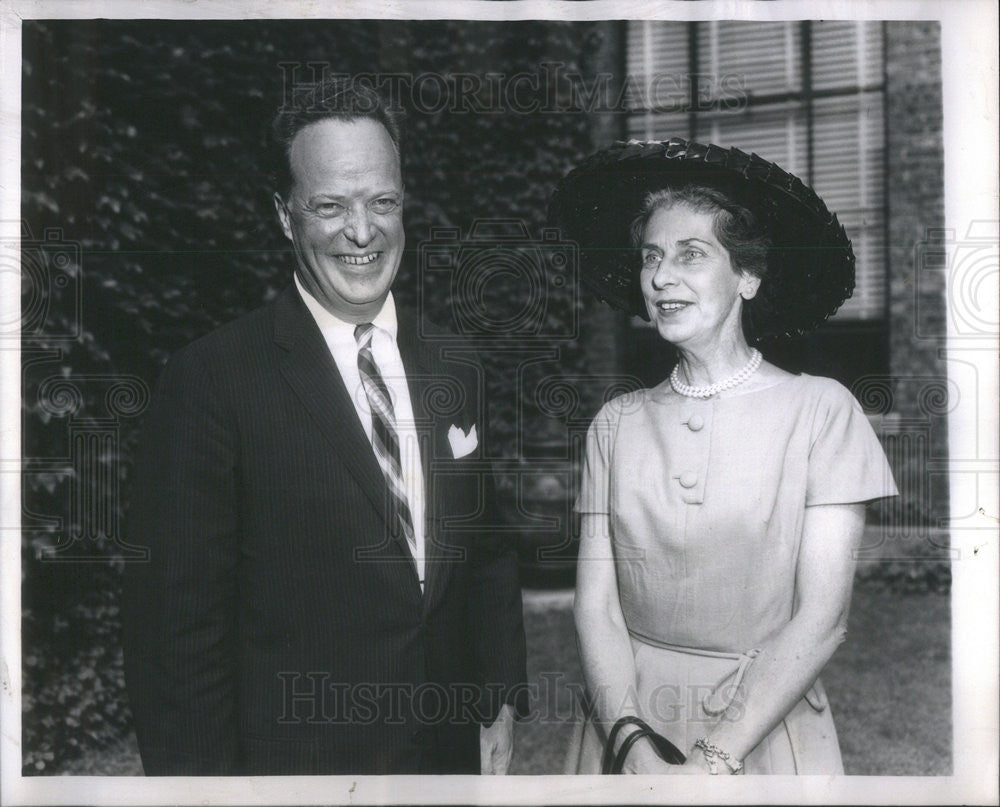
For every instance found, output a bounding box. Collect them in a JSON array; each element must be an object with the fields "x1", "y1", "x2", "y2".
[{"x1": 639, "y1": 203, "x2": 755, "y2": 351}]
